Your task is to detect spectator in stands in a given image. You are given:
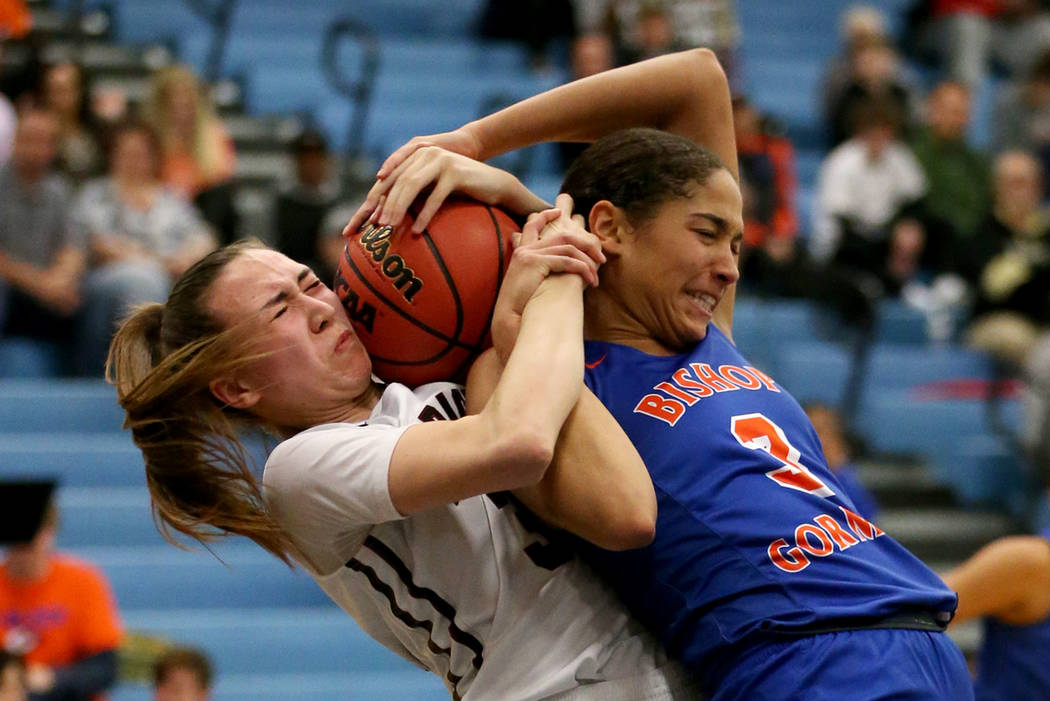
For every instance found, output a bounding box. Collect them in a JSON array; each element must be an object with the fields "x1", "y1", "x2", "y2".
[
  {"x1": 271, "y1": 128, "x2": 340, "y2": 282},
  {"x1": 825, "y1": 34, "x2": 919, "y2": 148},
  {"x1": 942, "y1": 528, "x2": 1050, "y2": 699},
  {"x1": 71, "y1": 120, "x2": 215, "y2": 376},
  {"x1": 478, "y1": 0, "x2": 577, "y2": 71},
  {"x1": 732, "y1": 96, "x2": 799, "y2": 293},
  {"x1": 0, "y1": 108, "x2": 83, "y2": 358},
  {"x1": 0, "y1": 651, "x2": 26, "y2": 701},
  {"x1": 804, "y1": 403, "x2": 880, "y2": 520},
  {"x1": 153, "y1": 647, "x2": 212, "y2": 701},
  {"x1": 38, "y1": 62, "x2": 103, "y2": 183},
  {"x1": 912, "y1": 0, "x2": 1050, "y2": 87},
  {"x1": 811, "y1": 96, "x2": 928, "y2": 297},
  {"x1": 910, "y1": 82, "x2": 990, "y2": 265},
  {"x1": 317, "y1": 200, "x2": 362, "y2": 282},
  {"x1": 0, "y1": 75, "x2": 13, "y2": 166},
  {"x1": 992, "y1": 48, "x2": 1050, "y2": 189},
  {"x1": 965, "y1": 150, "x2": 1050, "y2": 362},
  {"x1": 575, "y1": 0, "x2": 740, "y2": 80},
  {"x1": 823, "y1": 5, "x2": 890, "y2": 113},
  {"x1": 560, "y1": 33, "x2": 617, "y2": 169},
  {"x1": 142, "y1": 65, "x2": 237, "y2": 244},
  {"x1": 964, "y1": 150, "x2": 1050, "y2": 473},
  {"x1": 0, "y1": 480, "x2": 123, "y2": 701}
]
